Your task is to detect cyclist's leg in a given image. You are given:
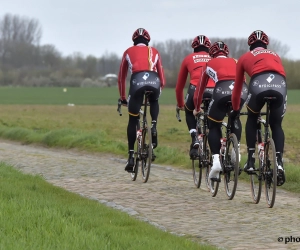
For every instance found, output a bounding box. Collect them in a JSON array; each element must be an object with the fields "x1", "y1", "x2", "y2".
[
  {"x1": 125, "y1": 86, "x2": 144, "y2": 172},
  {"x1": 148, "y1": 88, "x2": 160, "y2": 149},
  {"x1": 245, "y1": 77, "x2": 266, "y2": 171},
  {"x1": 269, "y1": 91, "x2": 287, "y2": 186},
  {"x1": 184, "y1": 84, "x2": 199, "y2": 157},
  {"x1": 207, "y1": 92, "x2": 227, "y2": 179}
]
